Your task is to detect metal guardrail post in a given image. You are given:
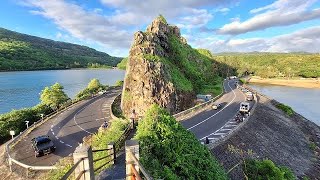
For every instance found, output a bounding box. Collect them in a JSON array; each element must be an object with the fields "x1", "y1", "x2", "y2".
[
  {"x1": 73, "y1": 145, "x2": 94, "y2": 180},
  {"x1": 108, "y1": 142, "x2": 116, "y2": 165},
  {"x1": 125, "y1": 140, "x2": 139, "y2": 180}
]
